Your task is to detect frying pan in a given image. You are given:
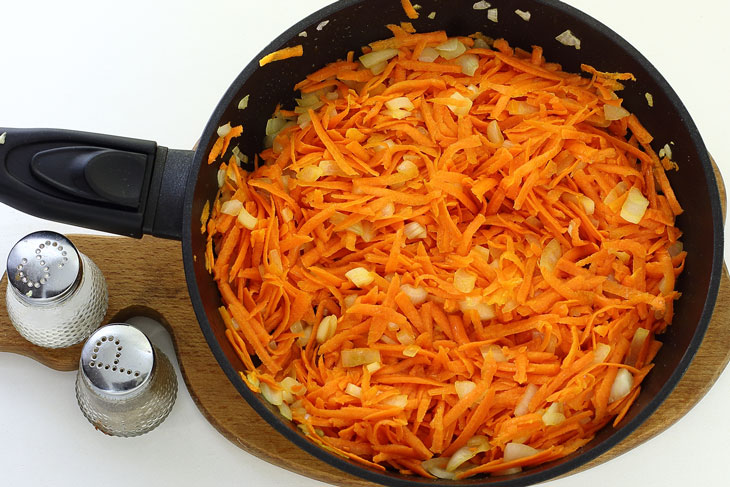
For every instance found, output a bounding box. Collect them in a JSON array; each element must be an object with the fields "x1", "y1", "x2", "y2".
[{"x1": 0, "y1": 0, "x2": 723, "y2": 485}]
